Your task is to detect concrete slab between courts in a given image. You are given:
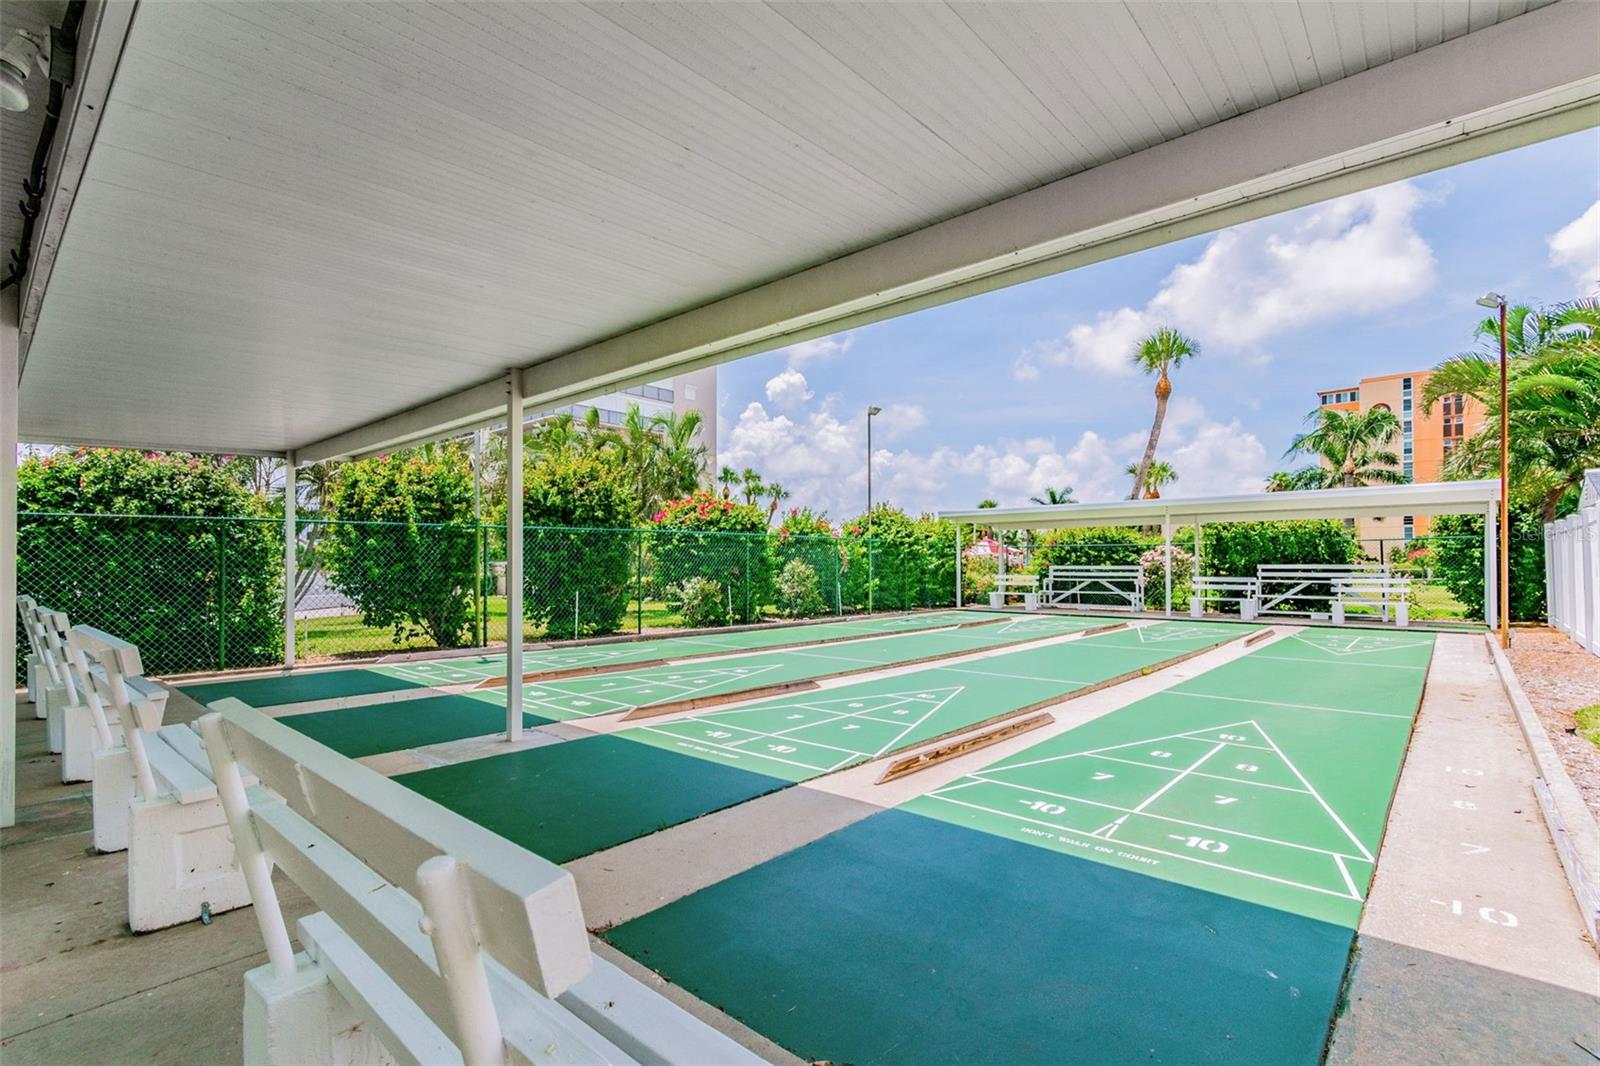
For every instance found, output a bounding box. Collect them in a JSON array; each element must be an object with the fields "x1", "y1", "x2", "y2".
[{"x1": 1328, "y1": 634, "x2": 1600, "y2": 1062}]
